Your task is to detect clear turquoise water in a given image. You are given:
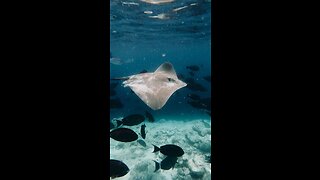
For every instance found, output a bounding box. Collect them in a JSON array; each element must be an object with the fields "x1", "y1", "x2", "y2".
[{"x1": 110, "y1": 0, "x2": 211, "y2": 121}]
